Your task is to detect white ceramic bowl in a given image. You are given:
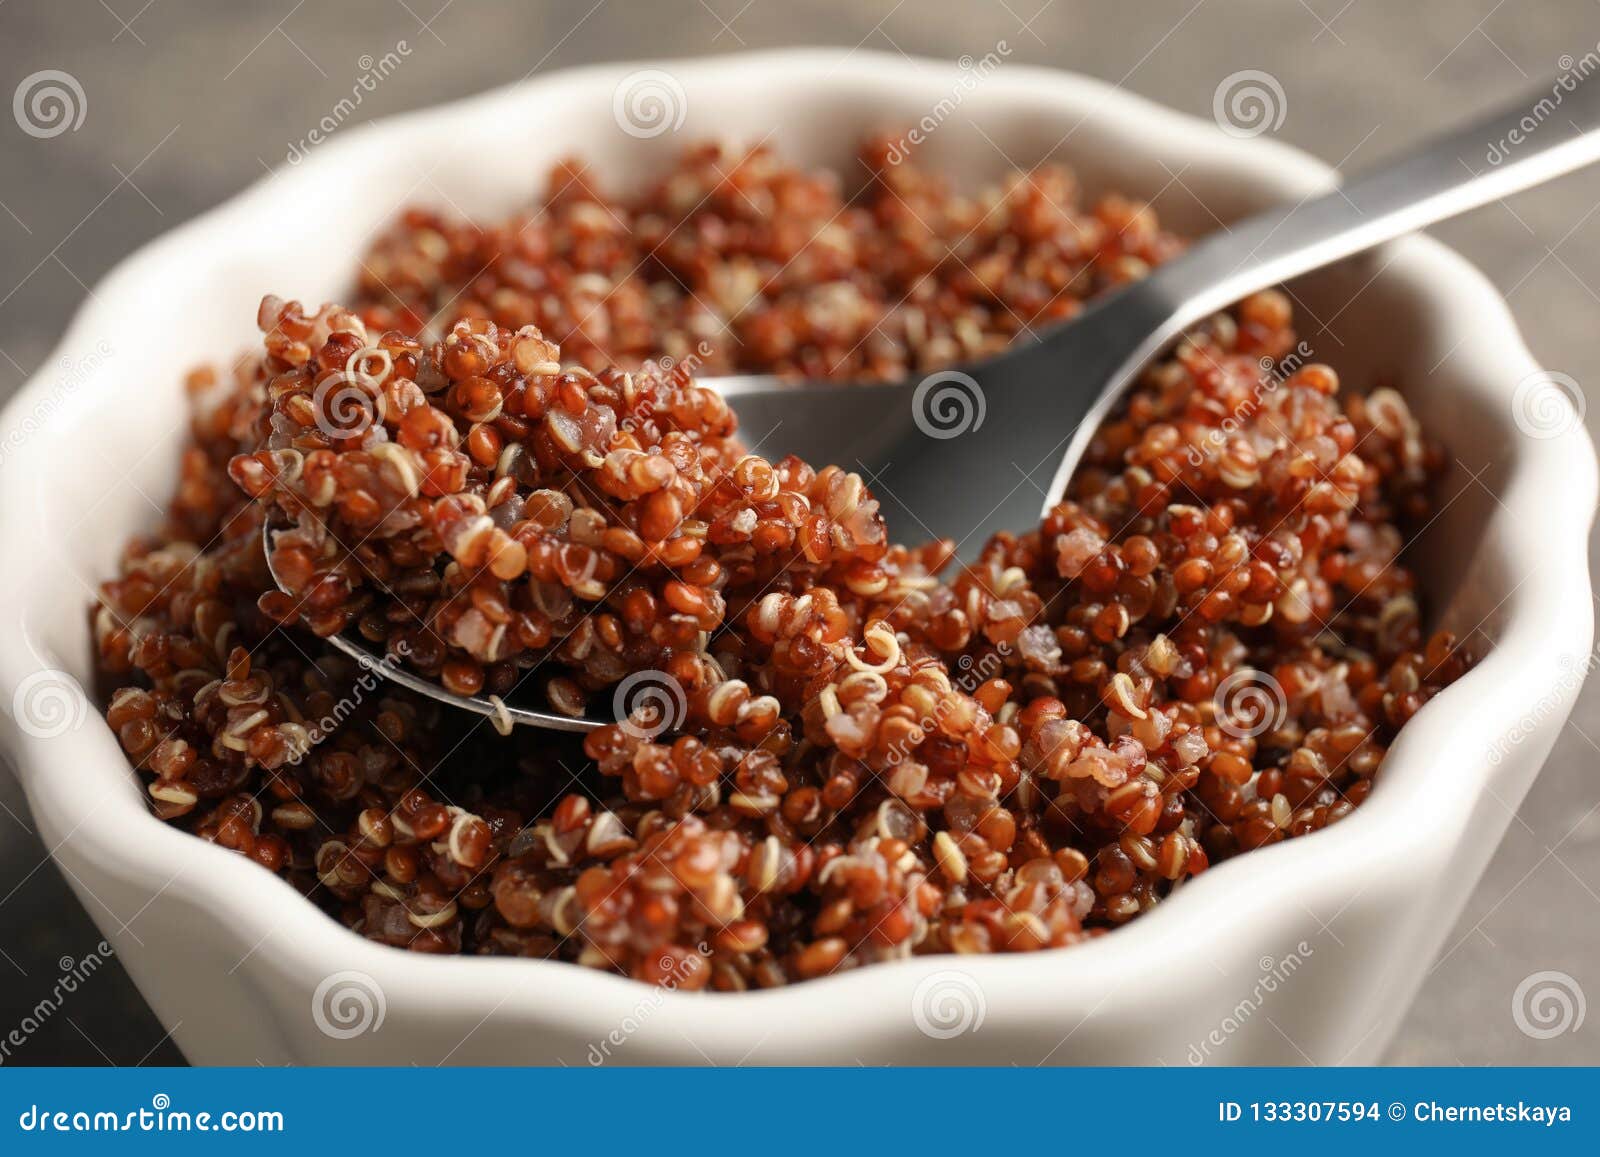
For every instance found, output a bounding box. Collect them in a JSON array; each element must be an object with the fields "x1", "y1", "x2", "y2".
[{"x1": 0, "y1": 50, "x2": 1594, "y2": 1066}]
